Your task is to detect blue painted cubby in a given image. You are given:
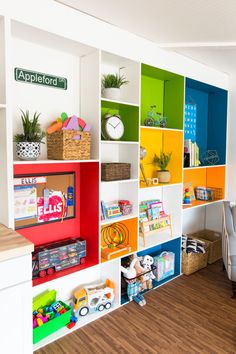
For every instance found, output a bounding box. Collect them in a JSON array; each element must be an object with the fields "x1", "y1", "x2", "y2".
[
  {"x1": 121, "y1": 237, "x2": 181, "y2": 305},
  {"x1": 185, "y1": 78, "x2": 228, "y2": 166}
]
